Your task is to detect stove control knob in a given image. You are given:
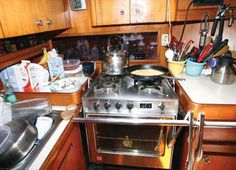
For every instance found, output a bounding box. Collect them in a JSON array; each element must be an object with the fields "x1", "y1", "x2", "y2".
[
  {"x1": 158, "y1": 102, "x2": 165, "y2": 111},
  {"x1": 104, "y1": 102, "x2": 111, "y2": 109},
  {"x1": 93, "y1": 102, "x2": 100, "y2": 110},
  {"x1": 115, "y1": 102, "x2": 122, "y2": 109},
  {"x1": 127, "y1": 103, "x2": 134, "y2": 110}
]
